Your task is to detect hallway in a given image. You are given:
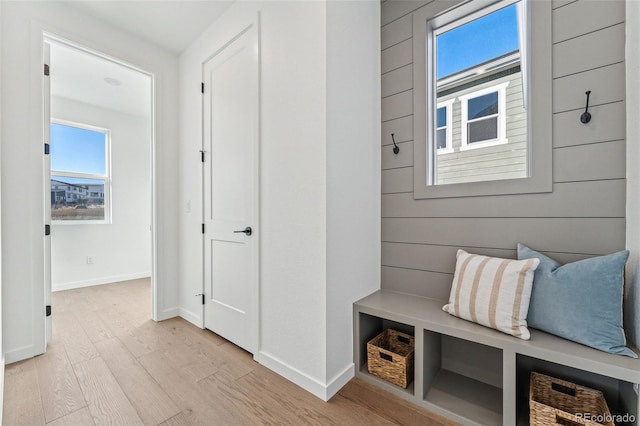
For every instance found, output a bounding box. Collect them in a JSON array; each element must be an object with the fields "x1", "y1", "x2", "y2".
[{"x1": 3, "y1": 279, "x2": 451, "y2": 425}]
